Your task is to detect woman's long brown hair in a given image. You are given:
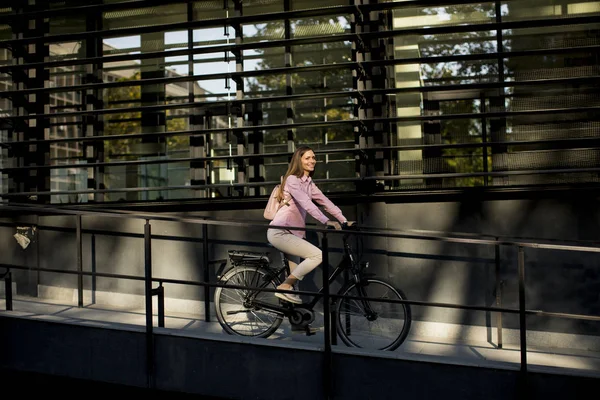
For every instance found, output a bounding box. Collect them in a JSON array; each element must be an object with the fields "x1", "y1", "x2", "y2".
[{"x1": 277, "y1": 145, "x2": 314, "y2": 202}]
